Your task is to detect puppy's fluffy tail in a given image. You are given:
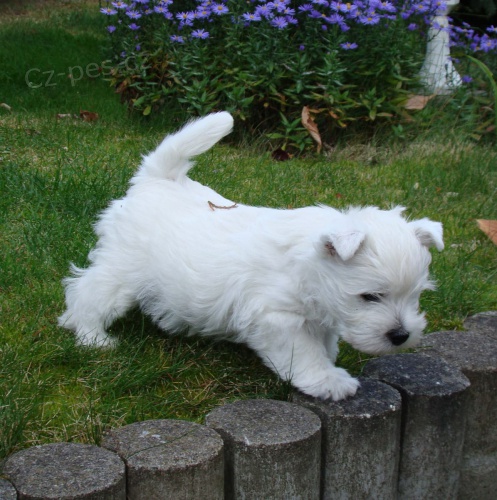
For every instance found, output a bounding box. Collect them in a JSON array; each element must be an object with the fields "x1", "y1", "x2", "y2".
[{"x1": 134, "y1": 112, "x2": 234, "y2": 182}]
